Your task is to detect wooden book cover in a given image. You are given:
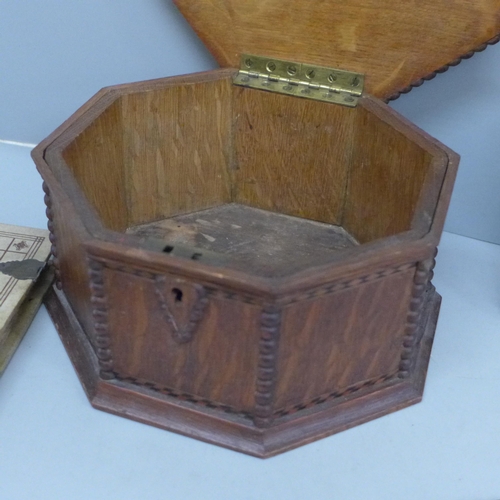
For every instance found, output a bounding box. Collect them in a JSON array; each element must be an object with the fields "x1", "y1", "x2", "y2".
[{"x1": 0, "y1": 223, "x2": 52, "y2": 375}]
